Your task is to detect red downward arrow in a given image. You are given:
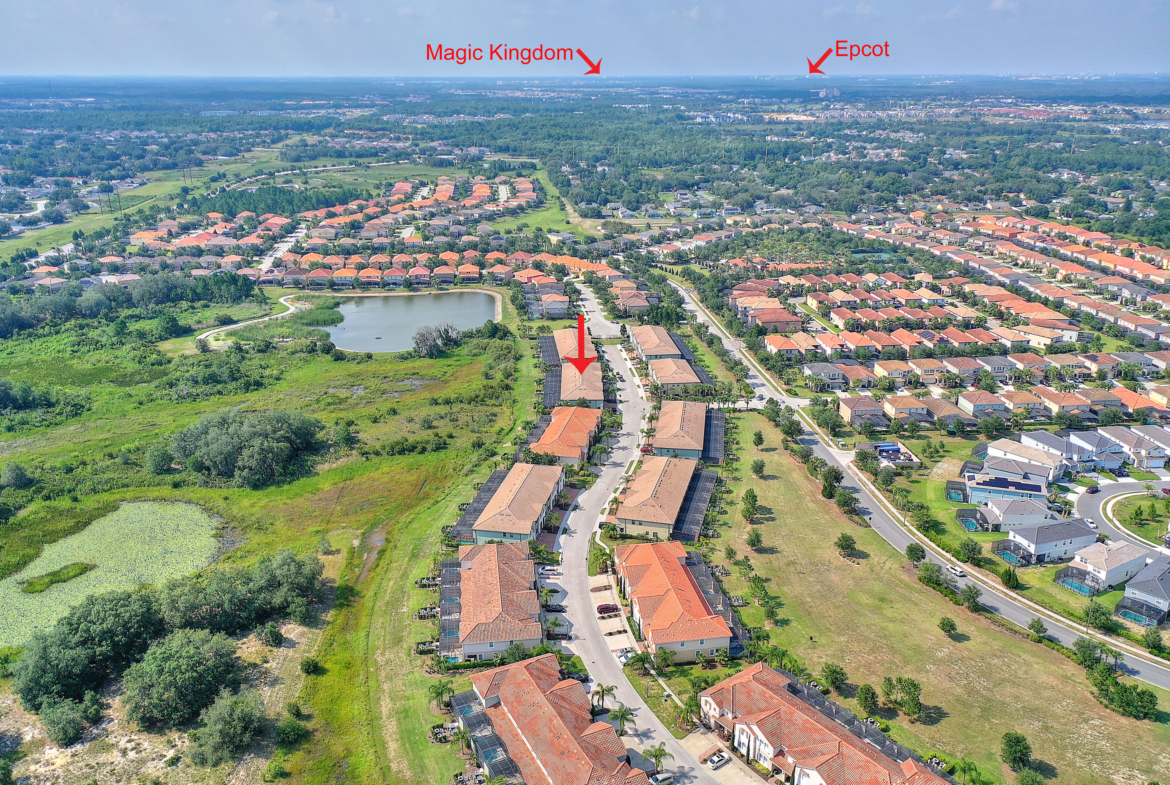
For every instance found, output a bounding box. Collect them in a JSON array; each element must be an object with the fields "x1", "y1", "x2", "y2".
[
  {"x1": 576, "y1": 48, "x2": 602, "y2": 75},
  {"x1": 807, "y1": 47, "x2": 833, "y2": 75},
  {"x1": 564, "y1": 314, "x2": 597, "y2": 374}
]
